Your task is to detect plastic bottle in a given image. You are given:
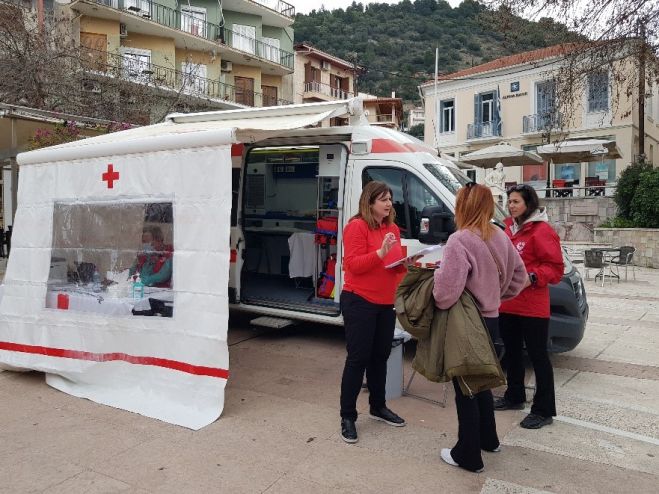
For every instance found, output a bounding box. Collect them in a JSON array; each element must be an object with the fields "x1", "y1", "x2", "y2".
[
  {"x1": 132, "y1": 274, "x2": 144, "y2": 300},
  {"x1": 92, "y1": 269, "x2": 101, "y2": 292}
]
